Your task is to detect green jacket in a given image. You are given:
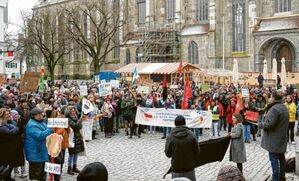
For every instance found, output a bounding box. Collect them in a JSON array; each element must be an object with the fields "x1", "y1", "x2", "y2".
[{"x1": 121, "y1": 99, "x2": 134, "y2": 118}]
